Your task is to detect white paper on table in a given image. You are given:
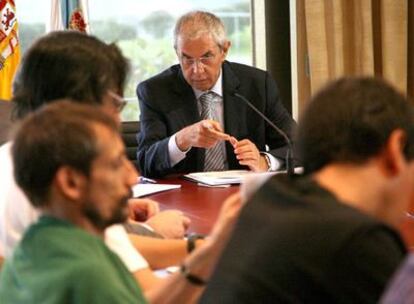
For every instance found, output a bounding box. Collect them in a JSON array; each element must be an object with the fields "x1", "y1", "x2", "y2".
[
  {"x1": 183, "y1": 170, "x2": 252, "y2": 186},
  {"x1": 132, "y1": 183, "x2": 181, "y2": 198}
]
